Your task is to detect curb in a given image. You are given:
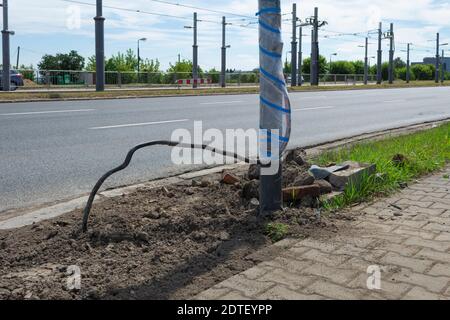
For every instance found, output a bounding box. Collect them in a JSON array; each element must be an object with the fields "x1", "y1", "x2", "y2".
[
  {"x1": 1, "y1": 83, "x2": 450, "y2": 104},
  {"x1": 0, "y1": 118, "x2": 448, "y2": 230}
]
